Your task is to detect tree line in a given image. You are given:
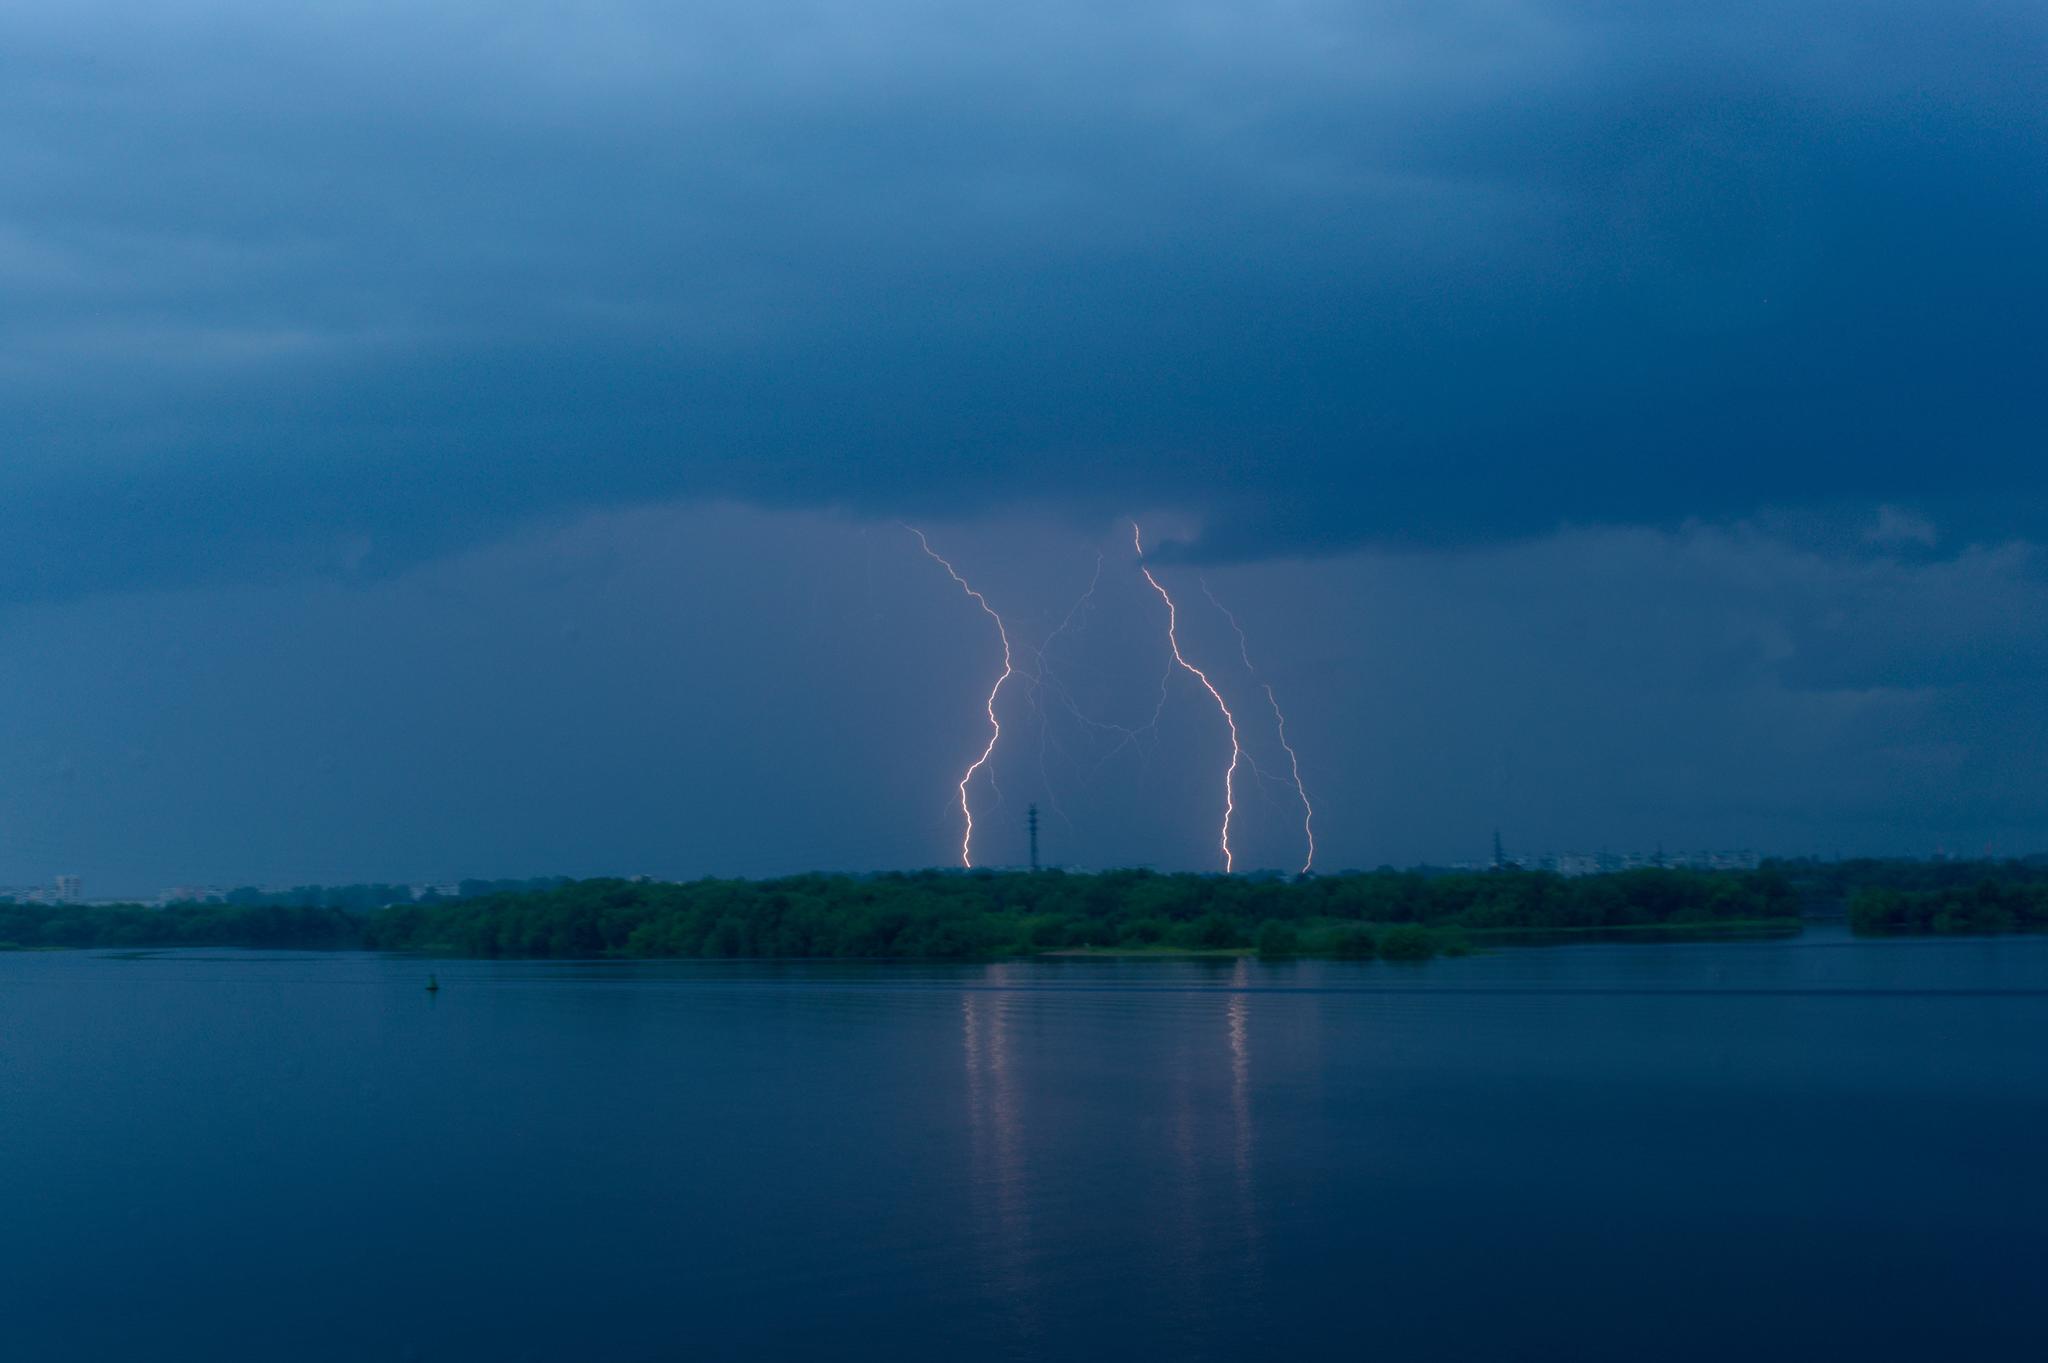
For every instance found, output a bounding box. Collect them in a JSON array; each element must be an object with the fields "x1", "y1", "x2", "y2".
[
  {"x1": 356, "y1": 866, "x2": 1798, "y2": 960},
  {"x1": 0, "y1": 901, "x2": 361, "y2": 950},
  {"x1": 196, "y1": 878, "x2": 567, "y2": 910},
  {"x1": 1767, "y1": 855, "x2": 2048, "y2": 906},
  {"x1": 1848, "y1": 882, "x2": 2048, "y2": 936},
  {"x1": 19, "y1": 859, "x2": 2048, "y2": 958}
]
